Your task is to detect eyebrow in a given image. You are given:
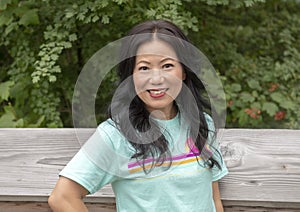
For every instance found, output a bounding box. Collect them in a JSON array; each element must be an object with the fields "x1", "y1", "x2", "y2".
[
  {"x1": 136, "y1": 60, "x2": 151, "y2": 65},
  {"x1": 136, "y1": 57, "x2": 177, "y2": 65},
  {"x1": 160, "y1": 57, "x2": 176, "y2": 63}
]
